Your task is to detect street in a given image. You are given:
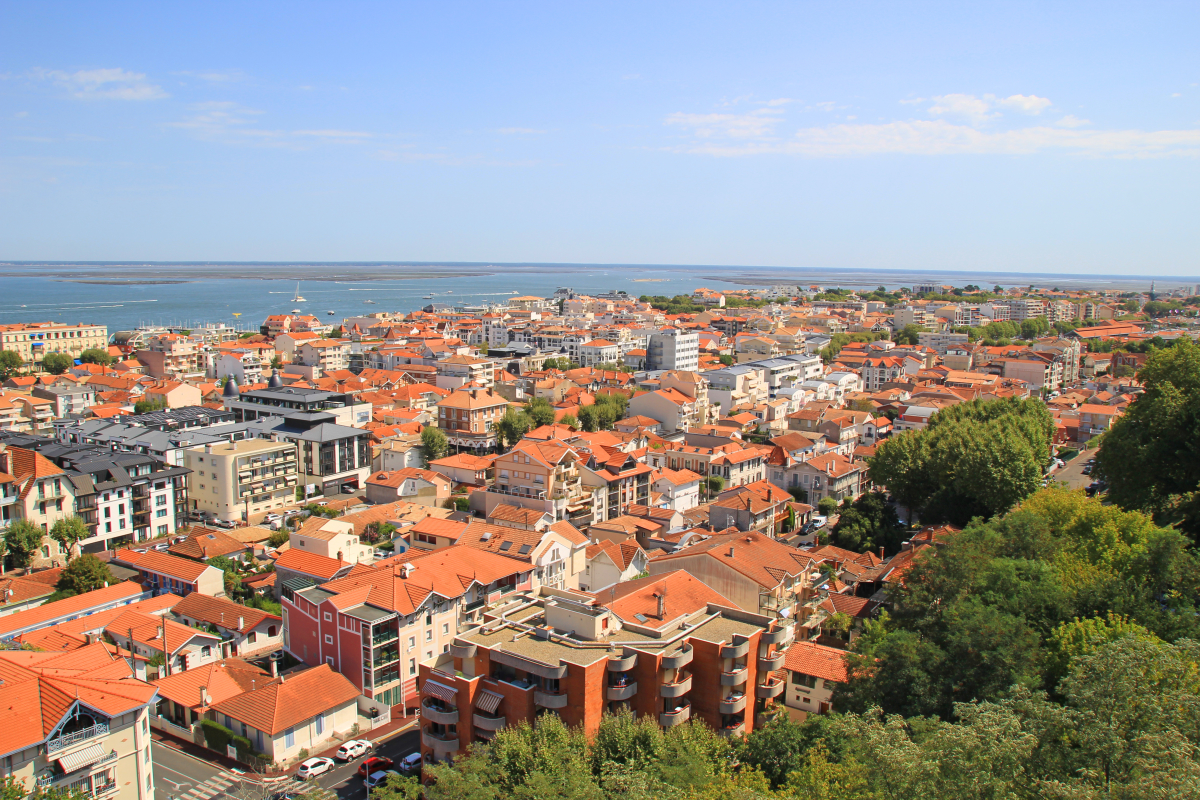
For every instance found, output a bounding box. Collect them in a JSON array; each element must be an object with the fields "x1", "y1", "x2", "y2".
[
  {"x1": 1051, "y1": 451, "x2": 1096, "y2": 492},
  {"x1": 151, "y1": 728, "x2": 422, "y2": 800}
]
